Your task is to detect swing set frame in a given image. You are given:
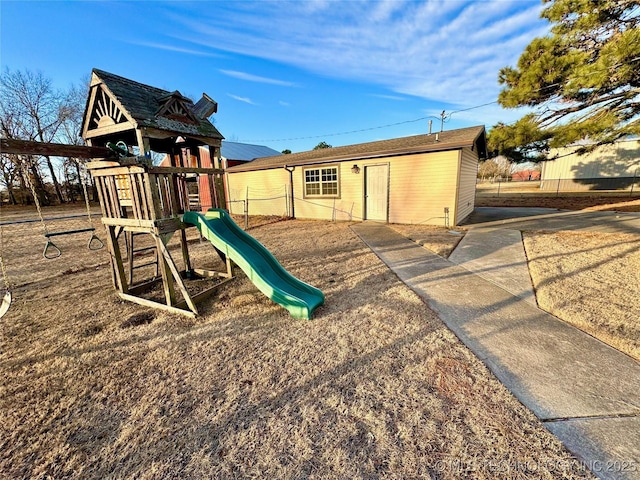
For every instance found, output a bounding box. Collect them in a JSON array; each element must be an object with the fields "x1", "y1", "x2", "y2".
[{"x1": 0, "y1": 139, "x2": 114, "y2": 318}]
